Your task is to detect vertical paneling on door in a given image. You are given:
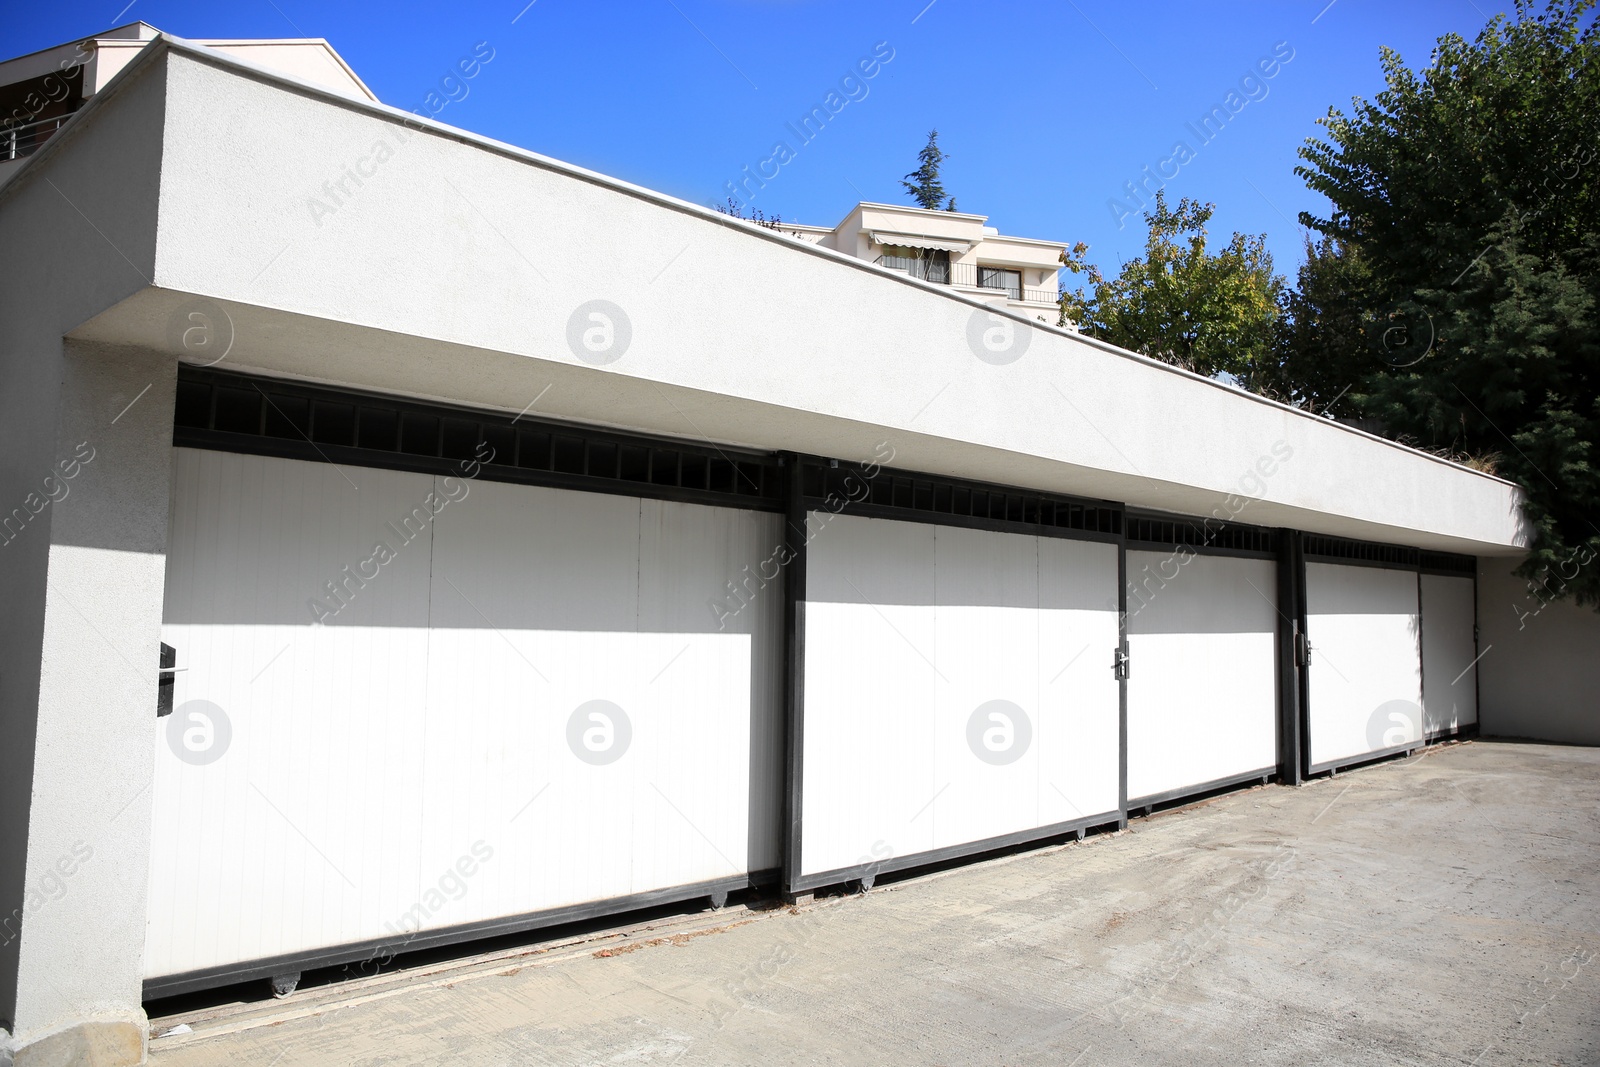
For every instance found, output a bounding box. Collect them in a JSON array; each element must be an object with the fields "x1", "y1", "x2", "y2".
[
  {"x1": 1125, "y1": 552, "x2": 1278, "y2": 802},
  {"x1": 151, "y1": 450, "x2": 783, "y2": 981},
  {"x1": 800, "y1": 514, "x2": 1120, "y2": 880},
  {"x1": 1305, "y1": 562, "x2": 1423, "y2": 769},
  {"x1": 150, "y1": 449, "x2": 434, "y2": 978},
  {"x1": 800, "y1": 513, "x2": 938, "y2": 877}
]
